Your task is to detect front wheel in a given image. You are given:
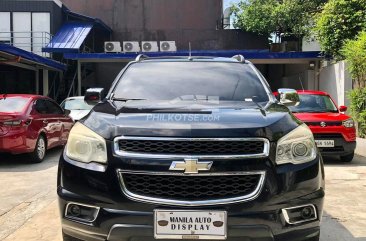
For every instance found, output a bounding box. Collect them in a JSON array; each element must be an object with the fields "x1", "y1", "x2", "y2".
[
  {"x1": 30, "y1": 135, "x2": 46, "y2": 163},
  {"x1": 340, "y1": 152, "x2": 354, "y2": 163}
]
